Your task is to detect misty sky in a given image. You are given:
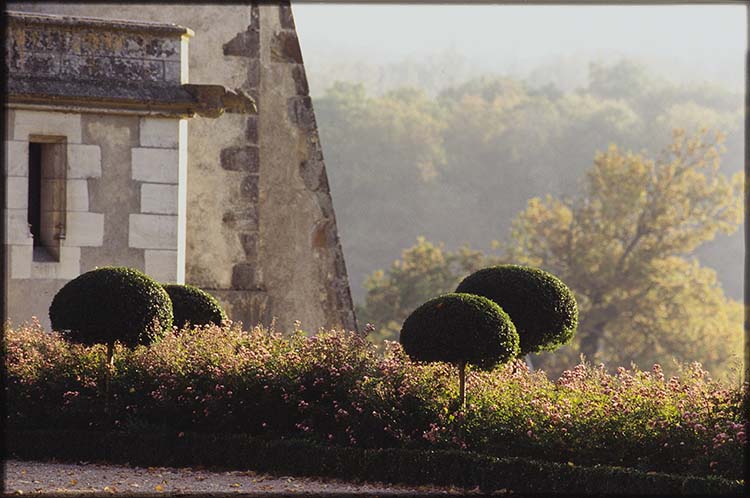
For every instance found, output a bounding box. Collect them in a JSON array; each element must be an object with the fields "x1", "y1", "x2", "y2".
[{"x1": 294, "y1": 4, "x2": 746, "y2": 88}]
